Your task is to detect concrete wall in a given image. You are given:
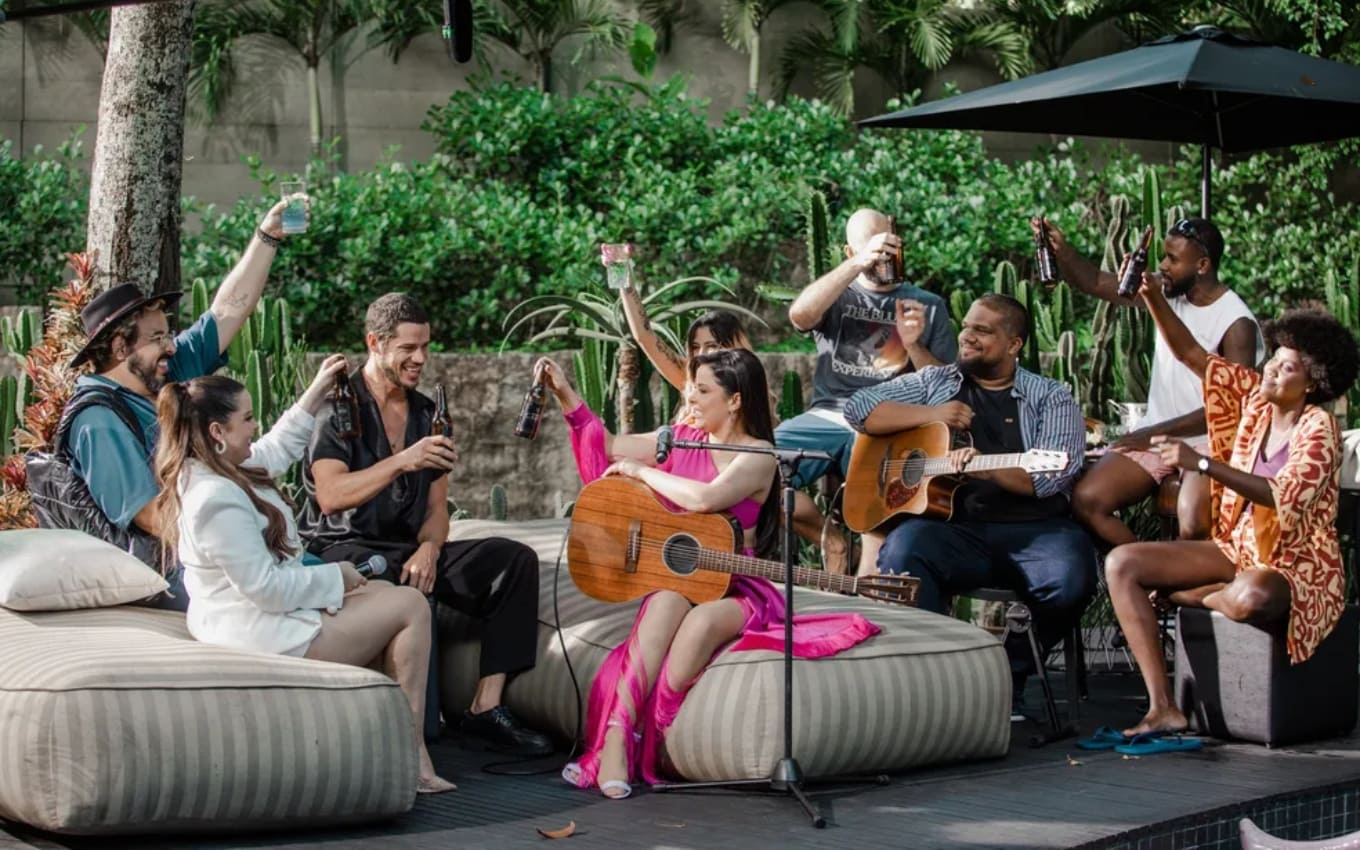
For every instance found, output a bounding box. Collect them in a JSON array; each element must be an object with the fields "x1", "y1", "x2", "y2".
[{"x1": 0, "y1": 11, "x2": 1177, "y2": 212}]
